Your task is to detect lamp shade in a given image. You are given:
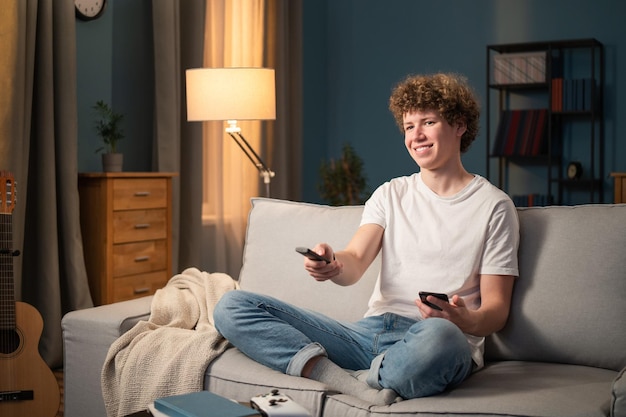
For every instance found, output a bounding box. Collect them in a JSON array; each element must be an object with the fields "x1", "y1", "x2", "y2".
[{"x1": 186, "y1": 68, "x2": 276, "y2": 121}]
